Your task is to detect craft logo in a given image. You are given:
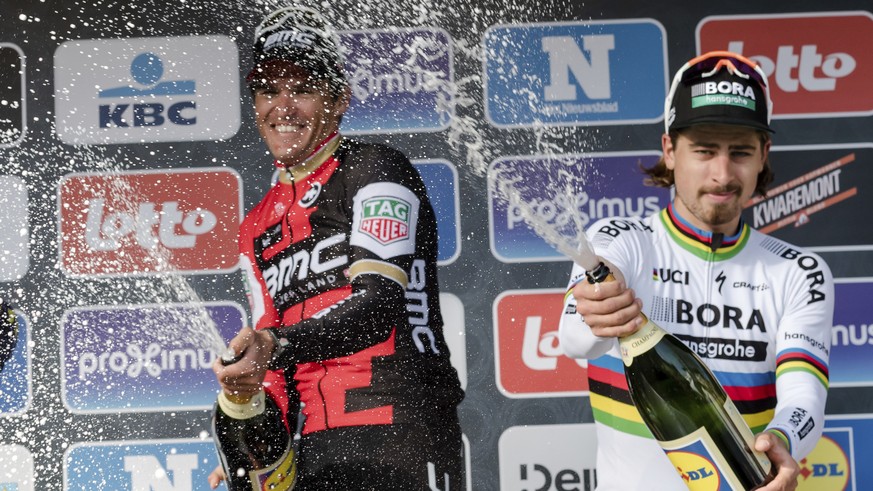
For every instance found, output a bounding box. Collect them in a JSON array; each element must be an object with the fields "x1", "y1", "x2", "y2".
[
  {"x1": 61, "y1": 302, "x2": 243, "y2": 413},
  {"x1": 493, "y1": 289, "x2": 588, "y2": 397},
  {"x1": 54, "y1": 35, "x2": 240, "y2": 144},
  {"x1": 58, "y1": 168, "x2": 241, "y2": 276},
  {"x1": 499, "y1": 424, "x2": 598, "y2": 490},
  {"x1": 64, "y1": 439, "x2": 221, "y2": 490},
  {"x1": 483, "y1": 19, "x2": 667, "y2": 127},
  {"x1": 342, "y1": 28, "x2": 453, "y2": 133},
  {"x1": 697, "y1": 12, "x2": 873, "y2": 117},
  {"x1": 0, "y1": 43, "x2": 25, "y2": 147},
  {"x1": 0, "y1": 176, "x2": 29, "y2": 281},
  {"x1": 488, "y1": 152, "x2": 669, "y2": 263},
  {"x1": 797, "y1": 434, "x2": 851, "y2": 490},
  {"x1": 666, "y1": 451, "x2": 719, "y2": 491},
  {"x1": 745, "y1": 153, "x2": 856, "y2": 234},
  {"x1": 359, "y1": 196, "x2": 411, "y2": 244}
]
